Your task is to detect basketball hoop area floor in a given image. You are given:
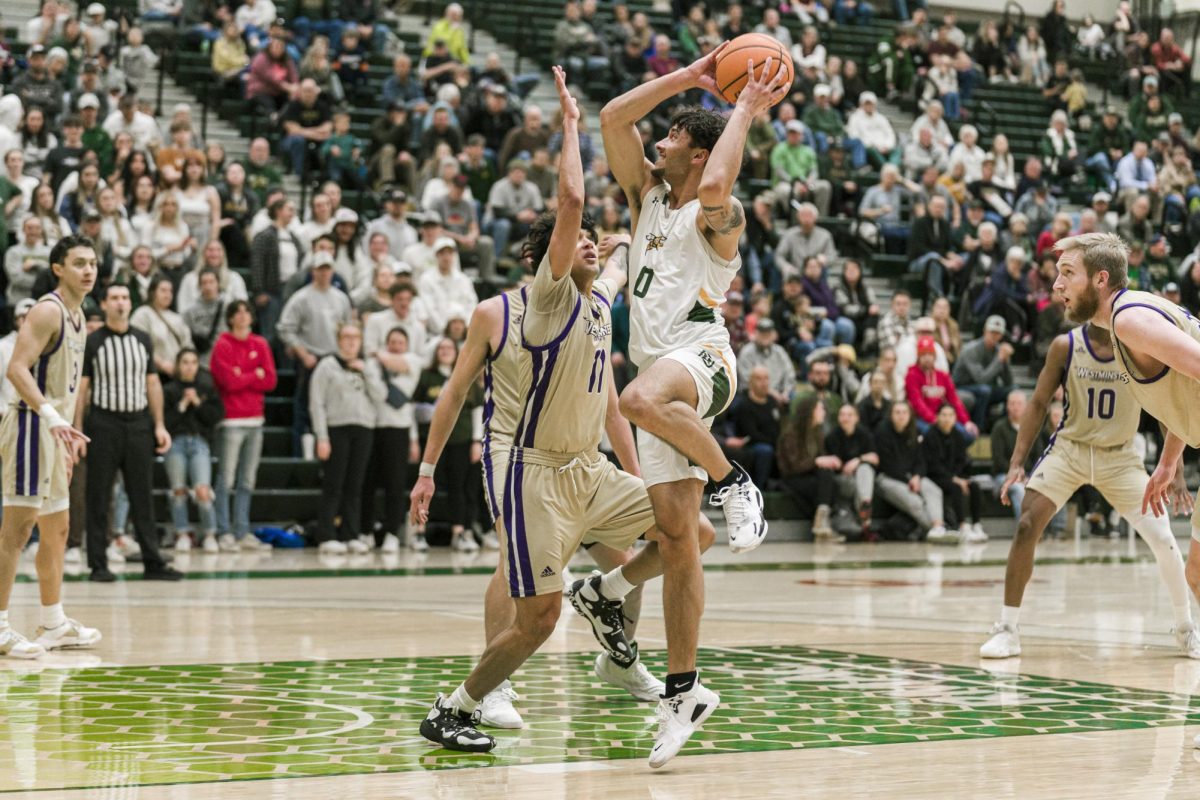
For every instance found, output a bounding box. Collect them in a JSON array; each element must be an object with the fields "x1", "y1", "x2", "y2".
[{"x1": 4, "y1": 538, "x2": 1200, "y2": 799}]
